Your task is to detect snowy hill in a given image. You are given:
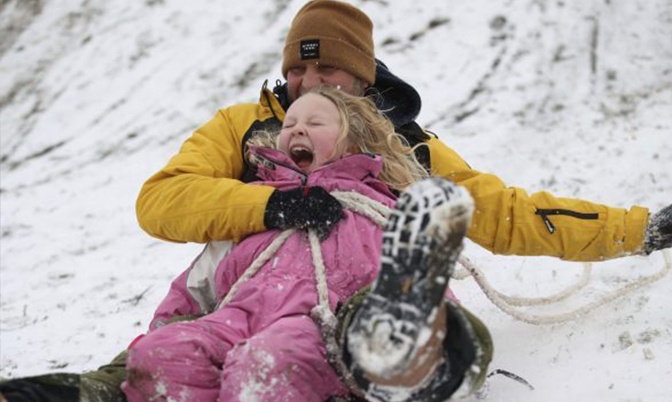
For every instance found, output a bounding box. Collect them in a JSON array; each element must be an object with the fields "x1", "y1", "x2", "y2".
[{"x1": 1, "y1": 1, "x2": 671, "y2": 401}]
